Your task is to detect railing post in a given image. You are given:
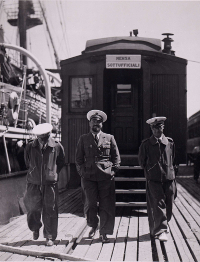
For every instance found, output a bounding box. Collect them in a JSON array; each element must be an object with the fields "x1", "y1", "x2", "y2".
[{"x1": 2, "y1": 134, "x2": 11, "y2": 173}]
